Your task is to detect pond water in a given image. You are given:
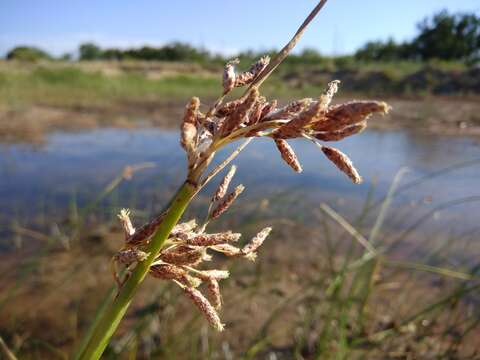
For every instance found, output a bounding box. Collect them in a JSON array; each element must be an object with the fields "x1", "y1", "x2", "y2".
[{"x1": 1, "y1": 128, "x2": 480, "y2": 248}]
